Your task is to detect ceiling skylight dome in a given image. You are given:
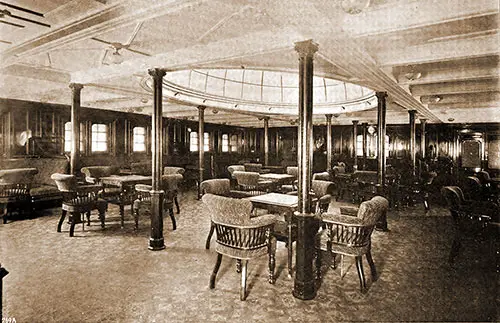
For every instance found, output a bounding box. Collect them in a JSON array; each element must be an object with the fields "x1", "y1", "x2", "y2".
[{"x1": 141, "y1": 69, "x2": 376, "y2": 116}]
